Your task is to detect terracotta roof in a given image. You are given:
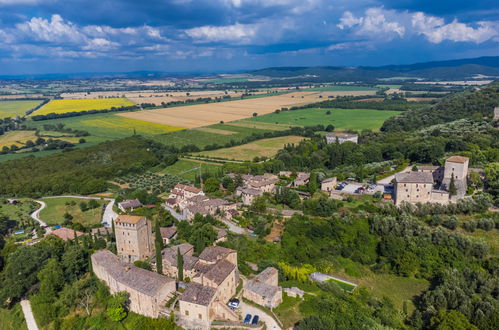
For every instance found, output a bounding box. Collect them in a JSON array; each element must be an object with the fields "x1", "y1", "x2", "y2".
[
  {"x1": 160, "y1": 226, "x2": 177, "y2": 239},
  {"x1": 416, "y1": 165, "x2": 440, "y2": 171},
  {"x1": 446, "y1": 156, "x2": 469, "y2": 163},
  {"x1": 322, "y1": 177, "x2": 336, "y2": 183},
  {"x1": 180, "y1": 282, "x2": 216, "y2": 306},
  {"x1": 174, "y1": 183, "x2": 202, "y2": 194},
  {"x1": 395, "y1": 172, "x2": 433, "y2": 184},
  {"x1": 186, "y1": 205, "x2": 209, "y2": 215},
  {"x1": 46, "y1": 228, "x2": 84, "y2": 241},
  {"x1": 91, "y1": 250, "x2": 174, "y2": 296},
  {"x1": 199, "y1": 246, "x2": 235, "y2": 263},
  {"x1": 115, "y1": 215, "x2": 144, "y2": 225},
  {"x1": 241, "y1": 187, "x2": 262, "y2": 196},
  {"x1": 255, "y1": 267, "x2": 278, "y2": 284}
]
